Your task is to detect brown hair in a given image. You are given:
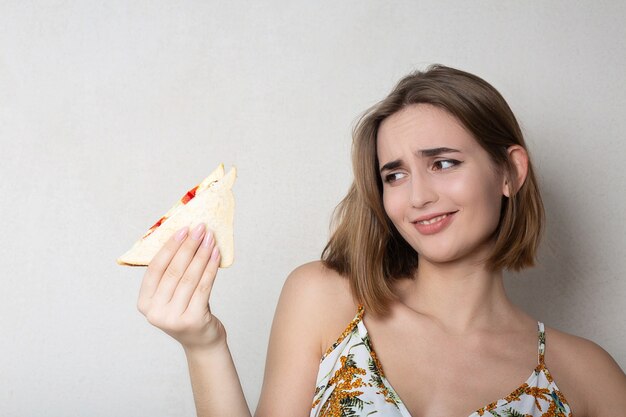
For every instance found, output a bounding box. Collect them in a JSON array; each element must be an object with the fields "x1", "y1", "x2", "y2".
[{"x1": 321, "y1": 64, "x2": 545, "y2": 315}]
